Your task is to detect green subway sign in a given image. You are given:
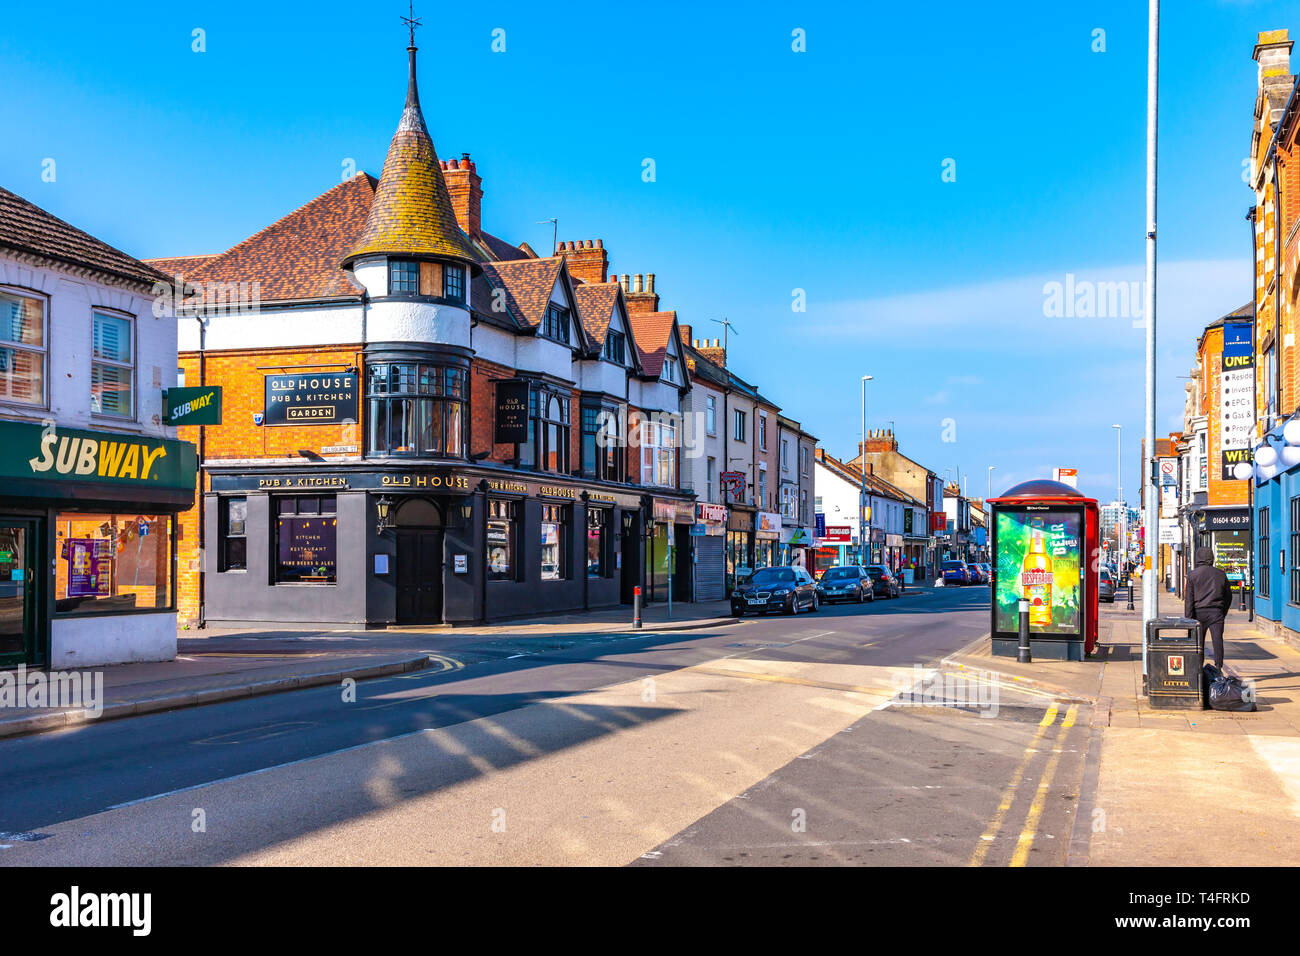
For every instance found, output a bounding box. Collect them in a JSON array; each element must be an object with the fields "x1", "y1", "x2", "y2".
[
  {"x1": 164, "y1": 385, "x2": 222, "y2": 426},
  {"x1": 0, "y1": 421, "x2": 197, "y2": 492}
]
